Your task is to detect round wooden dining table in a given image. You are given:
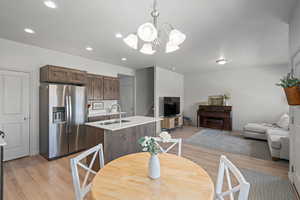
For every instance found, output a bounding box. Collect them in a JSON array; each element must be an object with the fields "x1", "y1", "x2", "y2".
[{"x1": 91, "y1": 152, "x2": 214, "y2": 200}]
